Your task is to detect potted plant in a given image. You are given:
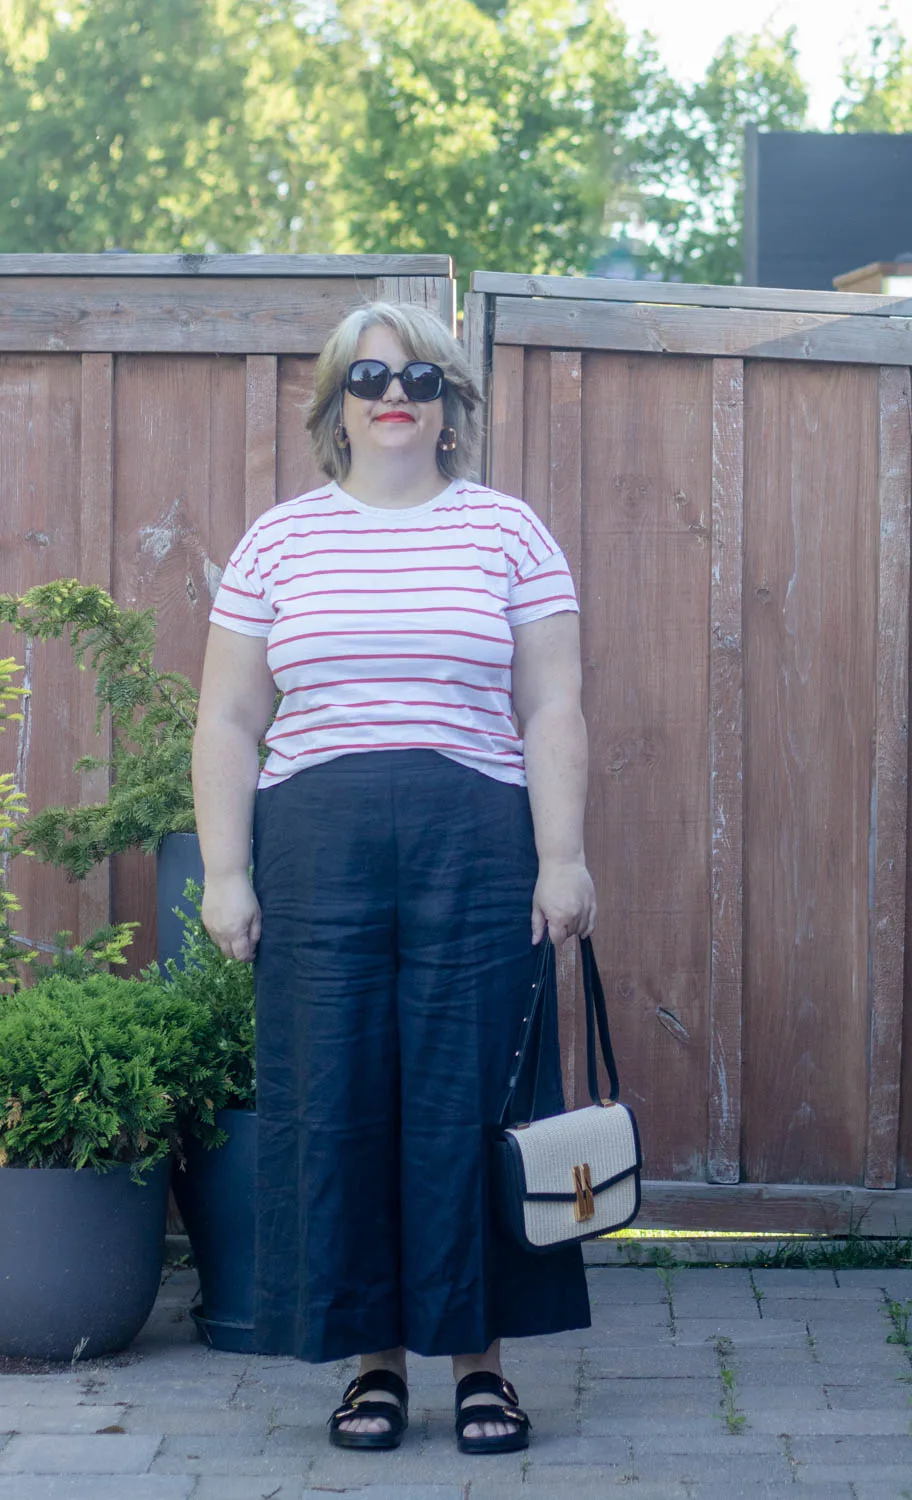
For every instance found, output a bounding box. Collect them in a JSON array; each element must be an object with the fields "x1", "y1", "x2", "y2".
[
  {"x1": 0, "y1": 965, "x2": 233, "y2": 1361},
  {"x1": 162, "y1": 884, "x2": 258, "y2": 1353}
]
